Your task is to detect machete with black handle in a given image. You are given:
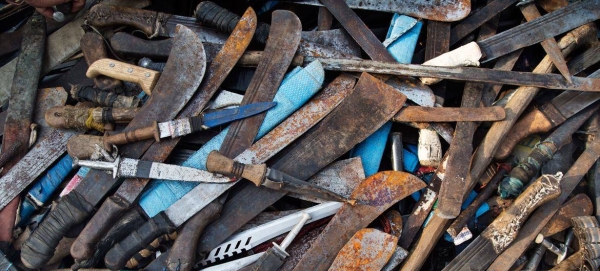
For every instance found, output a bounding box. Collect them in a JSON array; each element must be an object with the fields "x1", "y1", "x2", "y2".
[{"x1": 19, "y1": 25, "x2": 207, "y2": 269}]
